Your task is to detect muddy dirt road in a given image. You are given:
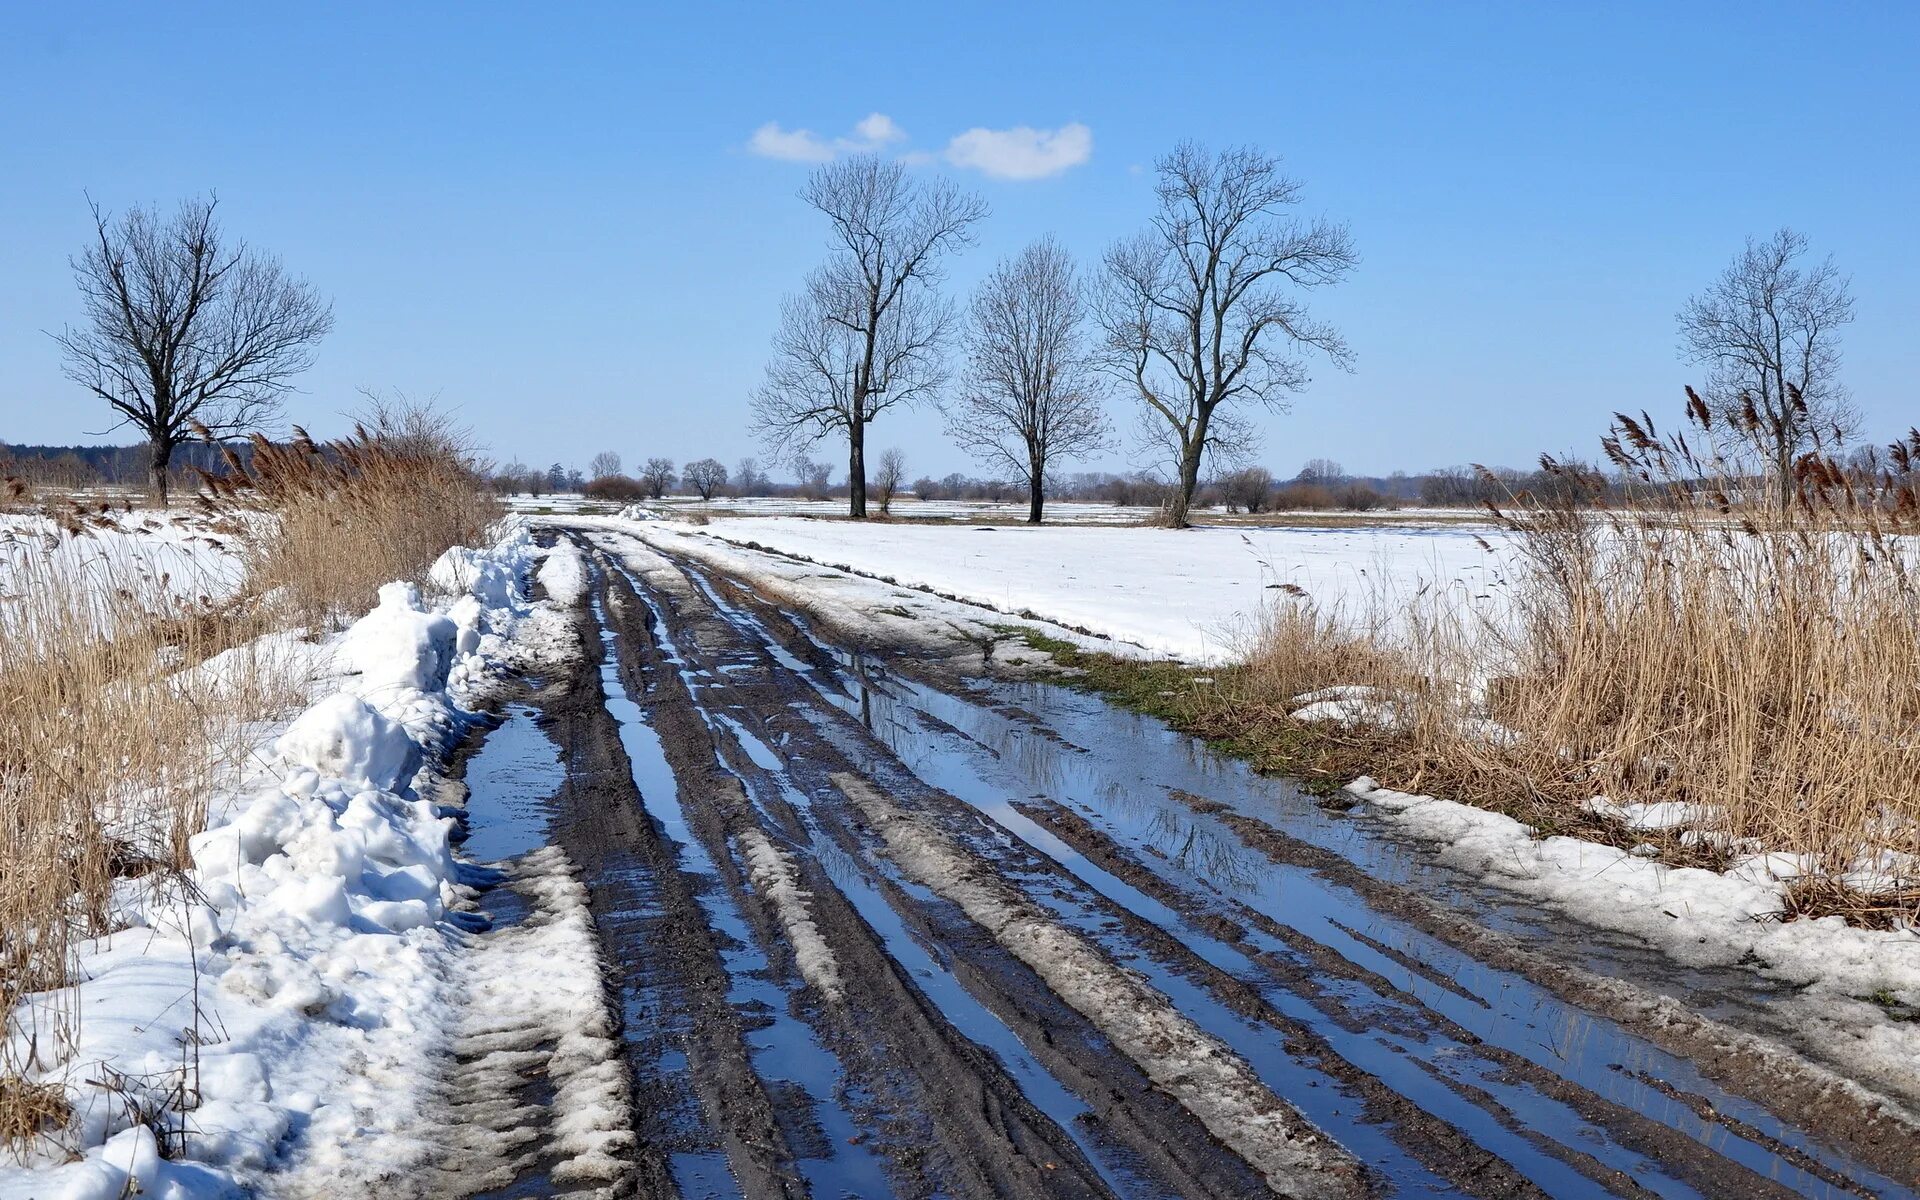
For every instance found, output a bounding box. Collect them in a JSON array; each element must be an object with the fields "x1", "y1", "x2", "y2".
[{"x1": 454, "y1": 526, "x2": 1920, "y2": 1199}]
